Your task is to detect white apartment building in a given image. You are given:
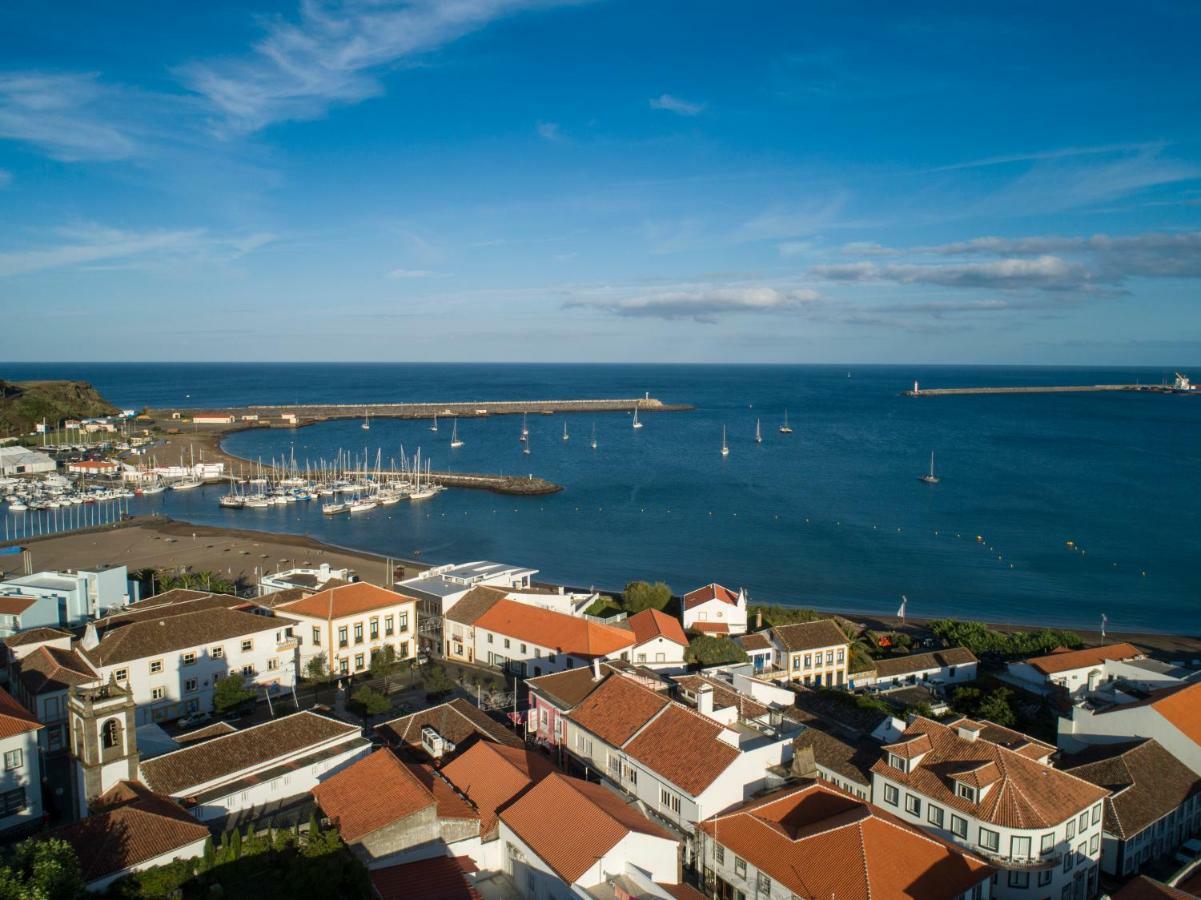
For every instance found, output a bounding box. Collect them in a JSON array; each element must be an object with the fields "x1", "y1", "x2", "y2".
[
  {"x1": 767, "y1": 619, "x2": 851, "y2": 686},
  {"x1": 259, "y1": 563, "x2": 358, "y2": 596},
  {"x1": 473, "y1": 598, "x2": 634, "y2": 677},
  {"x1": 871, "y1": 717, "x2": 1109, "y2": 900},
  {"x1": 0, "y1": 687, "x2": 43, "y2": 835},
  {"x1": 1006, "y1": 643, "x2": 1159, "y2": 698},
  {"x1": 1057, "y1": 681, "x2": 1201, "y2": 773},
  {"x1": 681, "y1": 583, "x2": 748, "y2": 636},
  {"x1": 274, "y1": 582, "x2": 418, "y2": 677}
]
